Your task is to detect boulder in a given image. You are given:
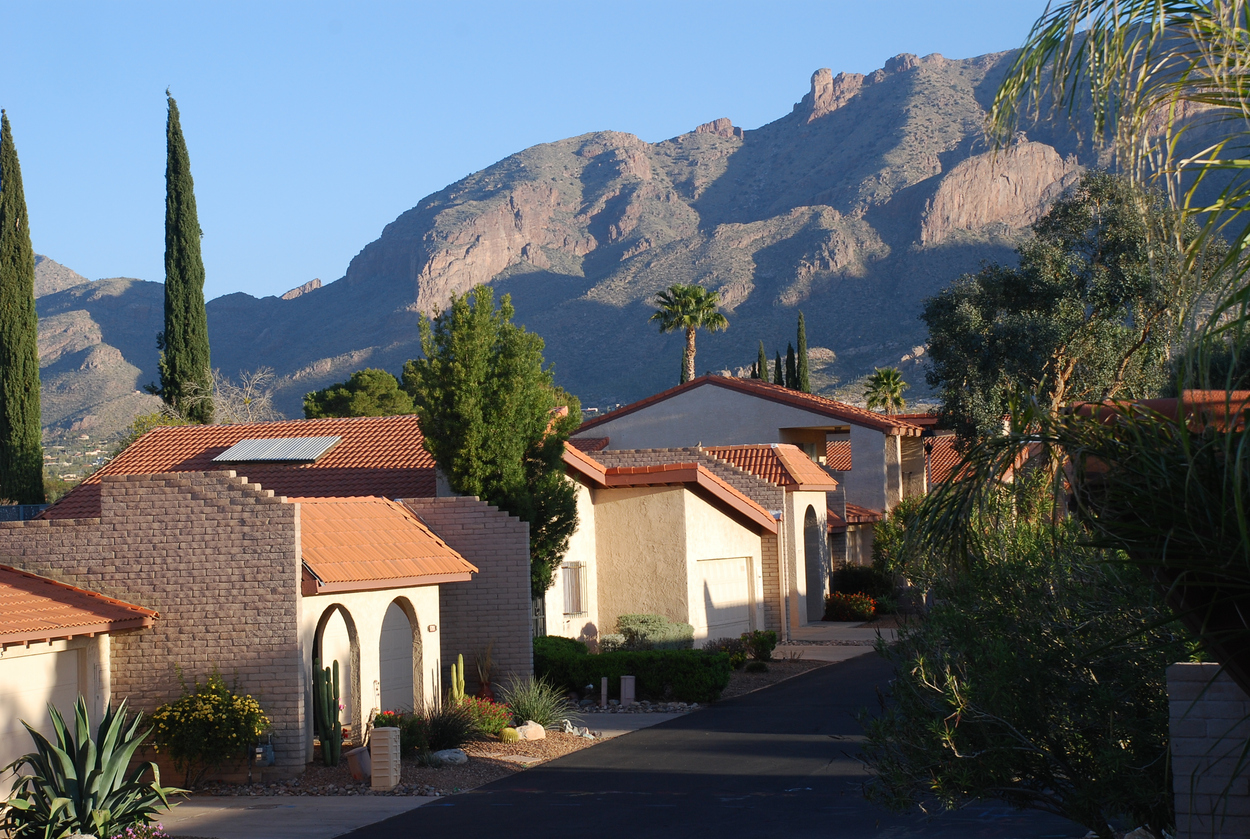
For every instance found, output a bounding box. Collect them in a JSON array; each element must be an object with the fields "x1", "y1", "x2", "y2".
[
  {"x1": 432, "y1": 748, "x2": 468, "y2": 765},
  {"x1": 516, "y1": 720, "x2": 547, "y2": 740}
]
